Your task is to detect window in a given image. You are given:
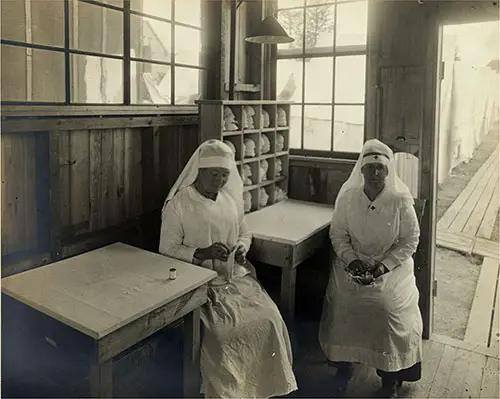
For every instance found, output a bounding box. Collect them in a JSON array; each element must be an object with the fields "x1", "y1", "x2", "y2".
[
  {"x1": 1, "y1": 0, "x2": 206, "y2": 105},
  {"x1": 276, "y1": 0, "x2": 368, "y2": 153}
]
